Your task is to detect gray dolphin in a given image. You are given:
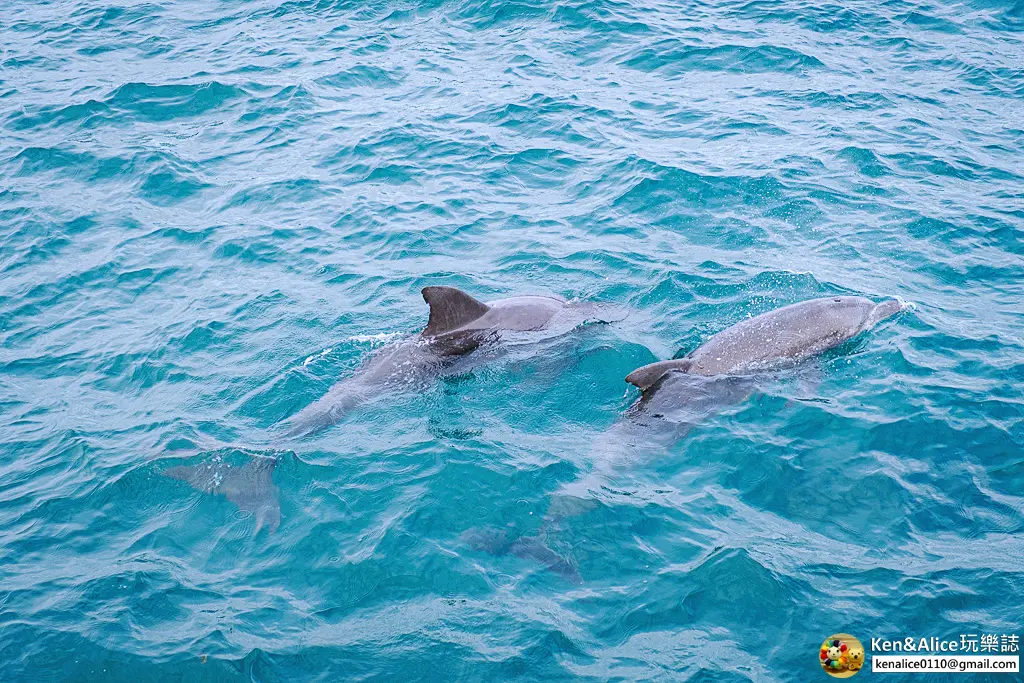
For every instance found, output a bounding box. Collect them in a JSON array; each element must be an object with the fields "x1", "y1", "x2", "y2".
[
  {"x1": 284, "y1": 286, "x2": 603, "y2": 437},
  {"x1": 164, "y1": 286, "x2": 607, "y2": 534},
  {"x1": 480, "y1": 295, "x2": 905, "y2": 578},
  {"x1": 599, "y1": 295, "x2": 905, "y2": 486},
  {"x1": 462, "y1": 527, "x2": 582, "y2": 584}
]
